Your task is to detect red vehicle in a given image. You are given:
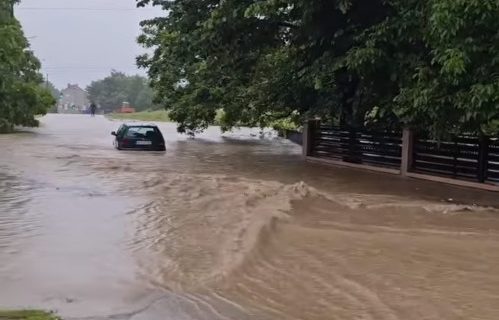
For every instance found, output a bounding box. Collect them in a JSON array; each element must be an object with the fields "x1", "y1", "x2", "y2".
[{"x1": 115, "y1": 102, "x2": 136, "y2": 113}]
